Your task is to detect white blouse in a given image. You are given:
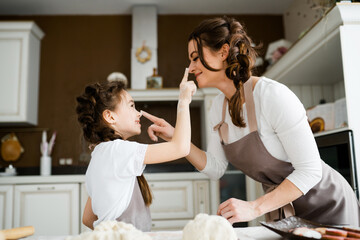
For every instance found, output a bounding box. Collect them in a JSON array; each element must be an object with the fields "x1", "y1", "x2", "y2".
[
  {"x1": 86, "y1": 139, "x2": 147, "y2": 227},
  {"x1": 200, "y1": 77, "x2": 322, "y2": 194}
]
